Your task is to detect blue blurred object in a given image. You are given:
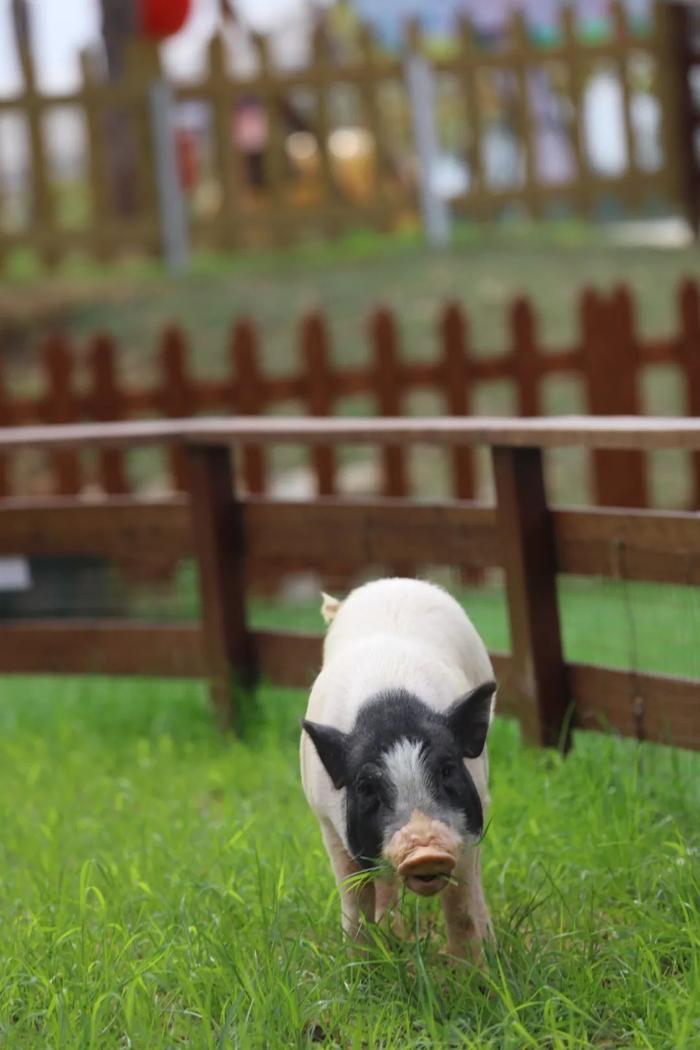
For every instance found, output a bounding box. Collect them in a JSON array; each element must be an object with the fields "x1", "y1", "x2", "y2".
[{"x1": 349, "y1": 0, "x2": 652, "y2": 47}]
